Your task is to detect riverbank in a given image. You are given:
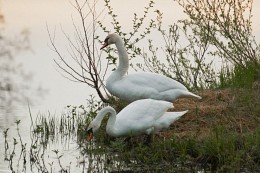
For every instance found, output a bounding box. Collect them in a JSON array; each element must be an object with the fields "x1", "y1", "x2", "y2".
[
  {"x1": 167, "y1": 88, "x2": 259, "y2": 140},
  {"x1": 101, "y1": 88, "x2": 260, "y2": 172}
]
